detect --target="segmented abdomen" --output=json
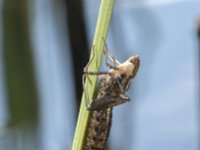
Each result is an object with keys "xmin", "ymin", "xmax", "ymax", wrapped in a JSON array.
[{"xmin": 84, "ymin": 108, "xmax": 112, "ymax": 150}]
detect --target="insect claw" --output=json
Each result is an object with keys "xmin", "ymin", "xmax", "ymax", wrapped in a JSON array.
[{"xmin": 83, "ymin": 41, "xmax": 140, "ymax": 149}]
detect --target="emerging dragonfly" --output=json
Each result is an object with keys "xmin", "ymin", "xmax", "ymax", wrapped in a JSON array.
[{"xmin": 83, "ymin": 42, "xmax": 140, "ymax": 150}]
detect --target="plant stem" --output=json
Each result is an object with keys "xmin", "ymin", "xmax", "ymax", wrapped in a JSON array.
[{"xmin": 71, "ymin": 0, "xmax": 115, "ymax": 149}]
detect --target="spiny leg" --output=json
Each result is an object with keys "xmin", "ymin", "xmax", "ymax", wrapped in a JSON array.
[
  {"xmin": 102, "ymin": 37, "xmax": 121, "ymax": 69},
  {"xmin": 125, "ymin": 81, "xmax": 131, "ymax": 92},
  {"xmin": 83, "ymin": 45, "xmax": 96, "ymax": 73},
  {"xmin": 102, "ymin": 38, "xmax": 130, "ymax": 107},
  {"xmin": 83, "ymin": 45, "xmax": 101, "ymax": 86},
  {"xmin": 83, "ymin": 71, "xmax": 112, "ymax": 110},
  {"xmin": 84, "ymin": 71, "xmax": 131, "ymax": 110},
  {"xmin": 101, "ymin": 38, "xmax": 126, "ymax": 94},
  {"xmin": 83, "ymin": 46, "xmax": 113, "ymax": 110},
  {"xmin": 83, "ymin": 46, "xmax": 96, "ymax": 109},
  {"xmin": 115, "ymin": 77, "xmax": 124, "ymax": 93},
  {"xmin": 104, "ymin": 42, "xmax": 120, "ymax": 66},
  {"xmin": 82, "ymin": 74, "xmax": 90, "ymax": 108}
]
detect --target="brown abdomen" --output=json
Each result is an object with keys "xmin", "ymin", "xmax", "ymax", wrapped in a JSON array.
[{"xmin": 84, "ymin": 108, "xmax": 112, "ymax": 150}]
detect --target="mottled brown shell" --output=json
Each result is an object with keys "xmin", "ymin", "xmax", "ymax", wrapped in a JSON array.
[
  {"xmin": 83, "ymin": 55, "xmax": 140, "ymax": 150},
  {"xmin": 84, "ymin": 108, "xmax": 112, "ymax": 150}
]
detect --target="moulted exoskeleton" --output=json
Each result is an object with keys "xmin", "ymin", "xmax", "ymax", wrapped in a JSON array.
[{"xmin": 83, "ymin": 43, "xmax": 140, "ymax": 150}]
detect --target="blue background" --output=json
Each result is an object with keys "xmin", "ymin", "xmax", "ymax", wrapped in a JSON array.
[{"xmin": 0, "ymin": 0, "xmax": 199, "ymax": 149}]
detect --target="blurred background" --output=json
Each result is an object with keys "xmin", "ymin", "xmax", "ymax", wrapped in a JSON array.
[{"xmin": 0, "ymin": 0, "xmax": 199, "ymax": 150}]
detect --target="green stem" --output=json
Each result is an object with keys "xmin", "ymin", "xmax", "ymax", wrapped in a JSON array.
[{"xmin": 71, "ymin": 0, "xmax": 115, "ymax": 149}]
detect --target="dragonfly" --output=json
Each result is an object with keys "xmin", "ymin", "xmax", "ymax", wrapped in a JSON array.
[{"xmin": 83, "ymin": 42, "xmax": 140, "ymax": 150}]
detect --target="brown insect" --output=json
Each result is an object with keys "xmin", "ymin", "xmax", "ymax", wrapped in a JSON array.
[{"xmin": 83, "ymin": 43, "xmax": 140, "ymax": 150}]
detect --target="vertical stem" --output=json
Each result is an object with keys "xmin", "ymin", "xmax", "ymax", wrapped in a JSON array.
[
  {"xmin": 71, "ymin": 0, "xmax": 115, "ymax": 149},
  {"xmin": 2, "ymin": 0, "xmax": 38, "ymax": 126}
]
